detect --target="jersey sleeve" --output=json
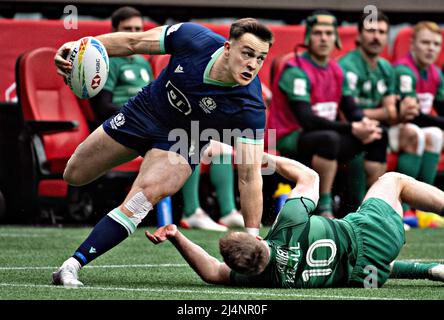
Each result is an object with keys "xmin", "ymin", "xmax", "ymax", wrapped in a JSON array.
[
  {"xmin": 161, "ymin": 22, "xmax": 214, "ymax": 55},
  {"xmin": 394, "ymin": 64, "xmax": 417, "ymax": 98},
  {"xmin": 103, "ymin": 57, "xmax": 120, "ymax": 92},
  {"xmin": 339, "ymin": 60, "xmax": 360, "ymax": 99},
  {"xmin": 278, "ymin": 67, "xmax": 311, "ymax": 103},
  {"xmin": 271, "ymin": 197, "xmax": 316, "ymax": 230},
  {"xmin": 436, "ymin": 68, "xmax": 444, "ymax": 102},
  {"xmin": 382, "ymin": 61, "xmax": 396, "ymax": 96}
]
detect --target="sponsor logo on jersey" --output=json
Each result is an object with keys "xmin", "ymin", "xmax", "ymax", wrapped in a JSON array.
[
  {"xmin": 377, "ymin": 79, "xmax": 387, "ymax": 94},
  {"xmin": 174, "ymin": 65, "xmax": 184, "ymax": 73},
  {"xmin": 363, "ymin": 80, "xmax": 371, "ymax": 92},
  {"xmin": 346, "ymin": 72, "xmax": 358, "ymax": 91},
  {"xmin": 110, "ymin": 112, "xmax": 126, "ymax": 129},
  {"xmin": 167, "ymin": 23, "xmax": 184, "ymax": 36},
  {"xmin": 166, "ymin": 80, "xmax": 192, "ymax": 115},
  {"xmin": 400, "ymin": 75, "xmax": 413, "ymax": 93},
  {"xmin": 293, "ymin": 78, "xmax": 307, "ymax": 96},
  {"xmin": 199, "ymin": 97, "xmax": 217, "ymax": 113}
]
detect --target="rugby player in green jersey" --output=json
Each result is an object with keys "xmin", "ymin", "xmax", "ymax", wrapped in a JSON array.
[
  {"xmin": 147, "ymin": 142, "xmax": 444, "ymax": 288},
  {"xmin": 339, "ymin": 9, "xmax": 423, "ymax": 211},
  {"xmin": 393, "ymin": 21, "xmax": 444, "ymax": 190}
]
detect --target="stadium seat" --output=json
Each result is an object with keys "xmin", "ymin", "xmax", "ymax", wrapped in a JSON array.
[
  {"xmin": 16, "ymin": 47, "xmax": 142, "ymax": 222},
  {"xmin": 150, "ymin": 54, "xmax": 171, "ymax": 78}
]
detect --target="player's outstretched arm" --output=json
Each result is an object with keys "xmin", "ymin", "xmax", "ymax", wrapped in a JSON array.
[
  {"xmin": 54, "ymin": 26, "xmax": 164, "ymax": 78},
  {"xmin": 95, "ymin": 26, "xmax": 164, "ymax": 57},
  {"xmin": 145, "ymin": 225, "xmax": 231, "ymax": 285},
  {"xmin": 262, "ymin": 153, "xmax": 319, "ymax": 204}
]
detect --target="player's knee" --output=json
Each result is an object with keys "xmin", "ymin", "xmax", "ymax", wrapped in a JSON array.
[
  {"xmin": 379, "ymin": 171, "xmax": 414, "ymax": 183},
  {"xmin": 316, "ymin": 131, "xmax": 341, "ymax": 159},
  {"xmin": 424, "ymin": 127, "xmax": 443, "ymax": 153},
  {"xmin": 401, "ymin": 124, "xmax": 425, "ymax": 155},
  {"xmin": 63, "ymin": 161, "xmax": 88, "ymax": 186}
]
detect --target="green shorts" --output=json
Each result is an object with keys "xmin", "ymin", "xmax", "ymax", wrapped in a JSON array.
[{"xmin": 343, "ymin": 197, "xmax": 405, "ymax": 288}]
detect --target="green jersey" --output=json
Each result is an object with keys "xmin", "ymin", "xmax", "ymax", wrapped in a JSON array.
[
  {"xmin": 103, "ymin": 55, "xmax": 154, "ymax": 107},
  {"xmin": 339, "ymin": 49, "xmax": 395, "ymax": 109},
  {"xmin": 231, "ymin": 197, "xmax": 356, "ymax": 288},
  {"xmin": 393, "ymin": 54, "xmax": 444, "ymax": 115}
]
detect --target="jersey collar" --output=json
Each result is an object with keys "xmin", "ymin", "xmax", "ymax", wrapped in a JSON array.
[{"xmin": 203, "ymin": 46, "xmax": 239, "ymax": 87}]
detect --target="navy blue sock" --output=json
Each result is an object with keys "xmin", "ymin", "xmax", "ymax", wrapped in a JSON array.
[{"xmin": 72, "ymin": 208, "xmax": 135, "ymax": 266}]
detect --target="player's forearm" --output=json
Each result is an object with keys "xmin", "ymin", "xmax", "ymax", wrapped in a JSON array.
[
  {"xmin": 96, "ymin": 27, "xmax": 163, "ymax": 57},
  {"xmin": 238, "ymin": 166, "xmax": 263, "ymax": 228},
  {"xmin": 169, "ymin": 231, "xmax": 224, "ymax": 284},
  {"xmin": 263, "ymin": 153, "xmax": 318, "ymax": 185},
  {"xmin": 363, "ymin": 107, "xmax": 390, "ymax": 122}
]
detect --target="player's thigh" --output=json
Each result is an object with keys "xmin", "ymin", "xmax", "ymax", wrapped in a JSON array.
[
  {"xmin": 67, "ymin": 126, "xmax": 139, "ymax": 178},
  {"xmin": 126, "ymin": 148, "xmax": 192, "ymax": 204},
  {"xmin": 363, "ymin": 172, "xmax": 403, "ymax": 217}
]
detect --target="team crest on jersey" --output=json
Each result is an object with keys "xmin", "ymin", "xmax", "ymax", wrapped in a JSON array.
[
  {"xmin": 110, "ymin": 112, "xmax": 125, "ymax": 129},
  {"xmin": 377, "ymin": 80, "xmax": 387, "ymax": 94},
  {"xmin": 199, "ymin": 97, "xmax": 217, "ymax": 114}
]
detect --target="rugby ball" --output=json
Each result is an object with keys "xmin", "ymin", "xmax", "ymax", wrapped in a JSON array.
[{"xmin": 67, "ymin": 36, "xmax": 109, "ymax": 99}]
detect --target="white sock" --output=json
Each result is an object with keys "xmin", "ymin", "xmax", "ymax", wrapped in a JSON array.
[{"xmin": 245, "ymin": 227, "xmax": 259, "ymax": 236}]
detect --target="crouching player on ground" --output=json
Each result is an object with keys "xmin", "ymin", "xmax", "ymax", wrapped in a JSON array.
[{"xmin": 146, "ymin": 146, "xmax": 444, "ymax": 288}]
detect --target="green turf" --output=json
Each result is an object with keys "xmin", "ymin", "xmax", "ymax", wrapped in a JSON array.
[{"xmin": 0, "ymin": 225, "xmax": 443, "ymax": 300}]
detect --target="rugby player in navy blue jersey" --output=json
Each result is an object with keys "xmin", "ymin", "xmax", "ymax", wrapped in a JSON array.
[{"xmin": 53, "ymin": 18, "xmax": 273, "ymax": 287}]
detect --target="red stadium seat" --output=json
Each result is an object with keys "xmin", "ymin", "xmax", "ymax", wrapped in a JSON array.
[
  {"xmin": 392, "ymin": 27, "xmax": 444, "ymax": 67},
  {"xmin": 16, "ymin": 47, "xmax": 142, "ymax": 221},
  {"xmin": 150, "ymin": 54, "xmax": 171, "ymax": 78},
  {"xmin": 17, "ymin": 47, "xmax": 90, "ymax": 198}
]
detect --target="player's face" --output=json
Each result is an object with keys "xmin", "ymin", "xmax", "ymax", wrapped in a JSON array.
[
  {"xmin": 412, "ymin": 28, "xmax": 442, "ymax": 68},
  {"xmin": 116, "ymin": 16, "xmax": 143, "ymax": 32},
  {"xmin": 226, "ymin": 33, "xmax": 270, "ymax": 86},
  {"xmin": 359, "ymin": 21, "xmax": 388, "ymax": 57},
  {"xmin": 308, "ymin": 25, "xmax": 336, "ymax": 59}
]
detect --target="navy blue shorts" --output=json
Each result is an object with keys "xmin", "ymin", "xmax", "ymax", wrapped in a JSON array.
[{"xmin": 102, "ymin": 101, "xmax": 202, "ymax": 170}]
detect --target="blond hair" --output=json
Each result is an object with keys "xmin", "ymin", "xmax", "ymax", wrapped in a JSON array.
[
  {"xmin": 413, "ymin": 21, "xmax": 441, "ymax": 39},
  {"xmin": 219, "ymin": 232, "xmax": 269, "ymax": 275}
]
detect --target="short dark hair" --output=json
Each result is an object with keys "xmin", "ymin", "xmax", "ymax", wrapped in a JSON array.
[
  {"xmin": 358, "ymin": 9, "xmax": 390, "ymax": 33},
  {"xmin": 111, "ymin": 6, "xmax": 142, "ymax": 30},
  {"xmin": 229, "ymin": 18, "xmax": 273, "ymax": 47}
]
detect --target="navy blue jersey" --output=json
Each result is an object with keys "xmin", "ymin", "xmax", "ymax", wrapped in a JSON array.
[
  {"xmin": 141, "ymin": 23, "xmax": 265, "ymax": 140},
  {"xmin": 103, "ymin": 23, "xmax": 266, "ymax": 165}
]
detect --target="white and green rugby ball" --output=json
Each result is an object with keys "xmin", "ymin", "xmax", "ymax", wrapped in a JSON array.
[{"xmin": 67, "ymin": 36, "xmax": 109, "ymax": 99}]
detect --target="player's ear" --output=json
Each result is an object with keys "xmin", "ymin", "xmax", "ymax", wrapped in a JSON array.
[{"xmin": 224, "ymin": 41, "xmax": 231, "ymax": 55}]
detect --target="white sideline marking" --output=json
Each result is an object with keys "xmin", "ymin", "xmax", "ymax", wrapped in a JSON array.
[
  {"xmin": 1, "ymin": 259, "xmax": 442, "ymax": 271},
  {"xmin": 0, "ymin": 283, "xmax": 402, "ymax": 300},
  {"xmin": 0, "ymin": 264, "xmax": 187, "ymax": 270}
]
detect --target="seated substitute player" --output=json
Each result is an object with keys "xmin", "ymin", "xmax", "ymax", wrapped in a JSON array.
[
  {"xmin": 393, "ymin": 21, "xmax": 444, "ymax": 190},
  {"xmin": 52, "ymin": 18, "xmax": 273, "ymax": 287},
  {"xmin": 147, "ymin": 148, "xmax": 444, "ymax": 288},
  {"xmin": 267, "ymin": 11, "xmax": 382, "ymax": 218},
  {"xmin": 90, "ymin": 6, "xmax": 154, "ymax": 123},
  {"xmin": 339, "ymin": 10, "xmax": 396, "ymax": 207}
]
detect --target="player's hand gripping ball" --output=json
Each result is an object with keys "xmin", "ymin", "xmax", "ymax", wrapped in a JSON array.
[{"xmin": 67, "ymin": 37, "xmax": 109, "ymax": 99}]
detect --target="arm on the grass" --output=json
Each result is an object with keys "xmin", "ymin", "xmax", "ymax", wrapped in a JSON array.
[{"xmin": 145, "ymin": 225, "xmax": 232, "ymax": 285}]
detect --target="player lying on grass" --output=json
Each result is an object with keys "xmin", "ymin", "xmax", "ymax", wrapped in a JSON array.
[{"xmin": 146, "ymin": 150, "xmax": 444, "ymax": 288}]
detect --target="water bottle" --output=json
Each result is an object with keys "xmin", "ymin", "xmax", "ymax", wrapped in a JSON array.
[
  {"xmin": 156, "ymin": 196, "xmax": 173, "ymax": 227},
  {"xmin": 273, "ymin": 183, "xmax": 292, "ymax": 215}
]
